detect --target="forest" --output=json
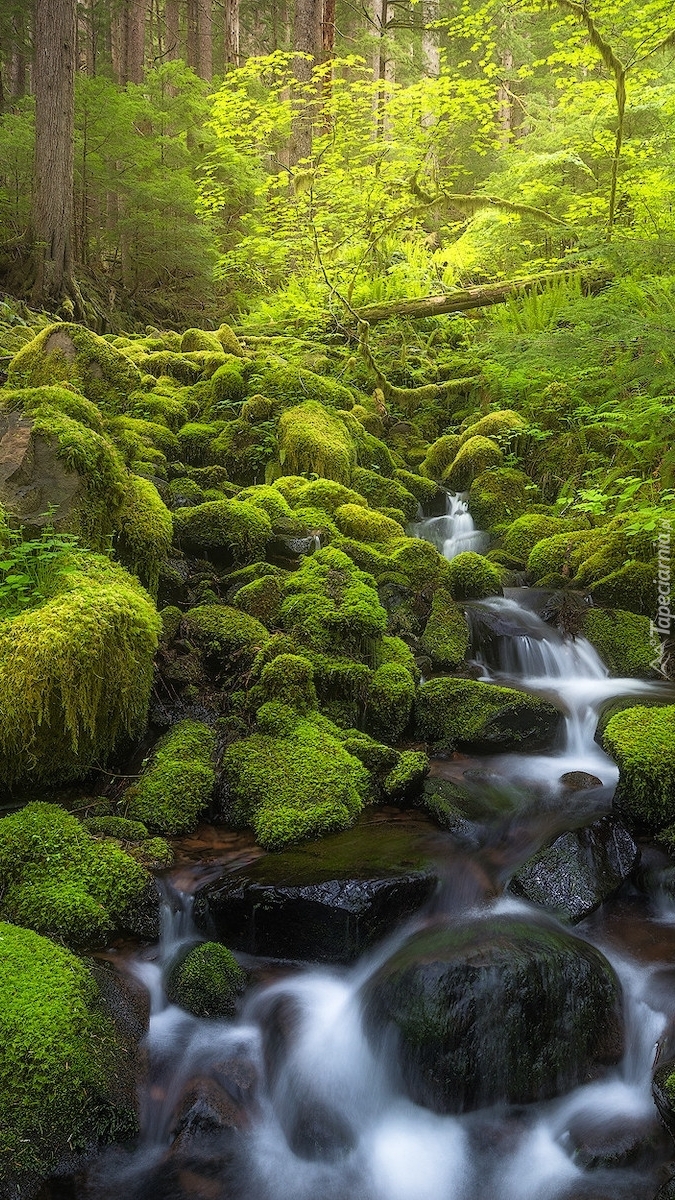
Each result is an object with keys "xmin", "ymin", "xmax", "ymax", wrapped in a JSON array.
[{"xmin": 0, "ymin": 2, "xmax": 675, "ymax": 1199}]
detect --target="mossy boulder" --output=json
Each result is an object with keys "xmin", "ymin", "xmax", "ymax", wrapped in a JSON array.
[
  {"xmin": 420, "ymin": 587, "xmax": 470, "ymax": 668},
  {"xmin": 0, "ymin": 922, "xmax": 137, "ymax": 1187},
  {"xmin": 222, "ymin": 706, "xmax": 370, "ymax": 850},
  {"xmin": 0, "ymin": 803, "xmax": 152, "ymax": 946},
  {"xmin": 351, "ymin": 468, "xmax": 418, "ymax": 521},
  {"xmin": 603, "ymin": 705, "xmax": 675, "ymax": 831},
  {"xmin": 181, "ymin": 328, "xmax": 223, "ymax": 354},
  {"xmin": 176, "ymin": 421, "xmax": 221, "ymax": 465},
  {"xmin": 590, "ymin": 561, "xmax": 658, "ymax": 616},
  {"xmin": 289, "ymin": 478, "xmax": 367, "ymax": 514},
  {"xmin": 173, "ymin": 497, "xmax": 272, "ymax": 563},
  {"xmin": 1, "ymin": 383, "xmax": 105, "ymax": 432},
  {"xmin": 415, "ymin": 677, "xmax": 559, "ymax": 752},
  {"xmin": 362, "ymin": 916, "xmax": 623, "ymax": 1112},
  {"xmin": 420, "ymin": 434, "xmax": 462, "ymax": 480},
  {"xmin": 256, "ymin": 653, "xmax": 318, "ymax": 712},
  {"xmin": 233, "ymin": 573, "xmax": 284, "ymax": 626},
  {"xmin": 281, "ymin": 546, "xmax": 387, "ymax": 655},
  {"xmin": 7, "ymin": 322, "xmax": 142, "ymax": 412},
  {"xmin": 443, "ymin": 436, "xmax": 503, "ymax": 491},
  {"xmin": 365, "ymin": 663, "xmax": 416, "ymax": 742},
  {"xmin": 216, "ymin": 324, "xmax": 245, "ymax": 357},
  {"xmin": 0, "ymin": 553, "xmax": 160, "ymax": 787},
  {"xmin": 166, "ymin": 941, "xmax": 246, "ymax": 1018},
  {"xmin": 393, "ymin": 468, "xmax": 439, "ymax": 506},
  {"xmin": 582, "ymin": 607, "xmax": 656, "ymax": 678},
  {"xmin": 445, "ymin": 550, "xmax": 503, "ymax": 600},
  {"xmin": 468, "ymin": 467, "xmax": 532, "ymax": 530},
  {"xmin": 458, "ymin": 409, "xmax": 526, "ymax": 447},
  {"xmin": 115, "ymin": 475, "xmax": 172, "ymax": 595},
  {"xmin": 184, "ymin": 604, "xmax": 269, "ymax": 668},
  {"xmin": 334, "ymin": 503, "xmax": 404, "ymax": 543},
  {"xmin": 125, "ymin": 720, "xmax": 216, "ymax": 835},
  {"xmin": 277, "ymin": 401, "xmax": 356, "ymax": 484},
  {"xmin": 249, "ymin": 364, "xmax": 354, "ymax": 412},
  {"xmin": 210, "ymin": 417, "xmax": 275, "ymax": 484}
]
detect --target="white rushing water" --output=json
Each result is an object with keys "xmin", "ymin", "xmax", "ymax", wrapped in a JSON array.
[{"xmin": 410, "ymin": 491, "xmax": 489, "ymax": 560}]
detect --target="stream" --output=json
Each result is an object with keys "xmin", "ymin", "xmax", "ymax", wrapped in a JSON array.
[{"xmin": 81, "ymin": 494, "xmax": 675, "ymax": 1200}]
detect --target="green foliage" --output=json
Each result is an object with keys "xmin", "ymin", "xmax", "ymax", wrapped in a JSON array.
[
  {"xmin": 0, "ymin": 921, "xmax": 135, "ymax": 1182},
  {"xmin": 0, "ymin": 802, "xmax": 150, "ymax": 946},
  {"xmin": 125, "ymin": 721, "xmax": 216, "ymax": 835},
  {"xmin": 166, "ymin": 942, "xmax": 246, "ymax": 1018},
  {"xmin": 0, "ymin": 518, "xmax": 80, "ymax": 618}
]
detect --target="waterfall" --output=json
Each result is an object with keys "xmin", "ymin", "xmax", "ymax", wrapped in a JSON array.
[{"xmin": 410, "ymin": 491, "xmax": 489, "ymax": 560}]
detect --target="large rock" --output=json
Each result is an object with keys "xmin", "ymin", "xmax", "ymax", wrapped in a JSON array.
[
  {"xmin": 362, "ymin": 915, "xmax": 623, "ymax": 1113},
  {"xmin": 195, "ymin": 819, "xmax": 438, "ymax": 963},
  {"xmin": 415, "ymin": 676, "xmax": 560, "ymax": 753},
  {"xmin": 508, "ymin": 815, "xmax": 639, "ymax": 922}
]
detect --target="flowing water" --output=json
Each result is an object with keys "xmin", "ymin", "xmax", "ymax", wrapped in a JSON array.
[{"xmin": 81, "ymin": 494, "xmax": 675, "ymax": 1200}]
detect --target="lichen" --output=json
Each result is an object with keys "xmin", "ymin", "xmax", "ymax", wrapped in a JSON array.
[{"xmin": 125, "ymin": 720, "xmax": 217, "ymax": 835}]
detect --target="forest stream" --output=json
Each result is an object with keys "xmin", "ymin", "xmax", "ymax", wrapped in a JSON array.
[{"xmin": 67, "ymin": 496, "xmax": 675, "ymax": 1200}]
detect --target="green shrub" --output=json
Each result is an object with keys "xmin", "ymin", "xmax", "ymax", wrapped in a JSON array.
[{"xmin": 125, "ymin": 720, "xmax": 216, "ymax": 835}]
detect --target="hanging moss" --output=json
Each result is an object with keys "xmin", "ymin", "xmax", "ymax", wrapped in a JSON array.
[
  {"xmin": 445, "ymin": 551, "xmax": 503, "ymax": 601},
  {"xmin": 0, "ymin": 554, "xmax": 160, "ymax": 787},
  {"xmin": 222, "ymin": 707, "xmax": 369, "ymax": 850},
  {"xmin": 351, "ymin": 468, "xmax": 419, "ymax": 521},
  {"xmin": 115, "ymin": 475, "xmax": 173, "ymax": 596},
  {"xmin": 183, "ymin": 604, "xmax": 269, "ymax": 667},
  {"xmin": 583, "ymin": 608, "xmax": 656, "ymax": 678},
  {"xmin": 415, "ymin": 677, "xmax": 559, "ymax": 753},
  {"xmin": 0, "ymin": 921, "xmax": 137, "ymax": 1185},
  {"xmin": 443, "ymin": 436, "xmax": 503, "ymax": 492},
  {"xmin": 166, "ymin": 941, "xmax": 246, "ymax": 1018},
  {"xmin": 334, "ymin": 503, "xmax": 404, "ymax": 543},
  {"xmin": 365, "ymin": 663, "xmax": 416, "ymax": 742},
  {"xmin": 420, "ymin": 434, "xmax": 462, "ymax": 480},
  {"xmin": 7, "ymin": 323, "xmax": 142, "ymax": 413},
  {"xmin": 420, "ymin": 587, "xmax": 470, "ymax": 668},
  {"xmin": 603, "ymin": 705, "xmax": 675, "ymax": 830},
  {"xmin": 1, "ymin": 384, "xmax": 104, "ymax": 432},
  {"xmin": 125, "ymin": 720, "xmax": 216, "ymax": 835},
  {"xmin": 0, "ymin": 803, "xmax": 151, "ymax": 947},
  {"xmin": 173, "ymin": 498, "xmax": 272, "ymax": 563},
  {"xmin": 277, "ymin": 401, "xmax": 357, "ymax": 484}
]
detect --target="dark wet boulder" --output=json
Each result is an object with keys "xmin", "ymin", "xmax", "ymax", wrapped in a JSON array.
[
  {"xmin": 195, "ymin": 820, "xmax": 437, "ymax": 963},
  {"xmin": 508, "ymin": 815, "xmax": 638, "ymax": 923},
  {"xmin": 562, "ymin": 1107, "xmax": 656, "ymax": 1168},
  {"xmin": 653, "ymin": 1061, "xmax": 675, "ymax": 1139},
  {"xmin": 655, "ymin": 1178, "xmax": 675, "ymax": 1200},
  {"xmin": 560, "ymin": 771, "xmax": 603, "ymax": 790},
  {"xmin": 362, "ymin": 915, "xmax": 623, "ymax": 1113},
  {"xmin": 415, "ymin": 677, "xmax": 560, "ymax": 754}
]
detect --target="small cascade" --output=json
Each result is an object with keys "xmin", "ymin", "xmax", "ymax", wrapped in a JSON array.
[{"xmin": 410, "ymin": 491, "xmax": 489, "ymax": 560}]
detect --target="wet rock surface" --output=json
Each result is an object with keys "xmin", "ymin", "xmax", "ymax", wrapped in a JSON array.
[
  {"xmin": 362, "ymin": 914, "xmax": 623, "ymax": 1113},
  {"xmin": 195, "ymin": 818, "xmax": 439, "ymax": 963},
  {"xmin": 508, "ymin": 814, "xmax": 639, "ymax": 922}
]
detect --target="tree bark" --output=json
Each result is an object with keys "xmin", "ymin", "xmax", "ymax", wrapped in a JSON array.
[
  {"xmin": 186, "ymin": 0, "xmax": 198, "ymax": 70},
  {"xmin": 224, "ymin": 0, "xmax": 239, "ymax": 65},
  {"xmin": 196, "ymin": 0, "xmax": 212, "ymax": 79},
  {"xmin": 125, "ymin": 0, "xmax": 146, "ymax": 83},
  {"xmin": 32, "ymin": 0, "xmax": 77, "ymax": 307},
  {"xmin": 355, "ymin": 269, "xmax": 611, "ymax": 324},
  {"xmin": 165, "ymin": 0, "xmax": 180, "ymax": 60},
  {"xmin": 291, "ymin": 0, "xmax": 319, "ymax": 161}
]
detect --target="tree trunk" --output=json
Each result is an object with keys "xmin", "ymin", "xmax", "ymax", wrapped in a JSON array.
[
  {"xmin": 196, "ymin": 0, "xmax": 212, "ymax": 79},
  {"xmin": 165, "ymin": 0, "xmax": 180, "ymax": 60},
  {"xmin": 422, "ymin": 0, "xmax": 440, "ymax": 80},
  {"xmin": 125, "ymin": 0, "xmax": 146, "ymax": 83},
  {"xmin": 355, "ymin": 269, "xmax": 611, "ymax": 324},
  {"xmin": 224, "ymin": 0, "xmax": 239, "ymax": 65},
  {"xmin": 186, "ymin": 0, "xmax": 198, "ymax": 70},
  {"xmin": 291, "ymin": 0, "xmax": 319, "ymax": 162},
  {"xmin": 32, "ymin": 0, "xmax": 77, "ymax": 307},
  {"xmin": 497, "ymin": 49, "xmax": 514, "ymax": 145}
]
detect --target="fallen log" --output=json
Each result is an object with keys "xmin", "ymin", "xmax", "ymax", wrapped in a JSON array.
[{"xmin": 355, "ymin": 268, "xmax": 612, "ymax": 325}]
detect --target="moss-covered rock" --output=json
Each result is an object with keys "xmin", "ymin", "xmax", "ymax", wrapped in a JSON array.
[
  {"xmin": 590, "ymin": 561, "xmax": 658, "ymax": 616},
  {"xmin": 351, "ymin": 468, "xmax": 419, "ymax": 521},
  {"xmin": 7, "ymin": 323, "xmax": 142, "ymax": 412},
  {"xmin": 583, "ymin": 607, "xmax": 656, "ymax": 678},
  {"xmin": 1, "ymin": 383, "xmax": 104, "ymax": 432},
  {"xmin": 210, "ymin": 358, "xmax": 247, "ymax": 406},
  {"xmin": 83, "ymin": 815, "xmax": 149, "ymax": 841},
  {"xmin": 445, "ymin": 550, "xmax": 503, "ymax": 600},
  {"xmin": 176, "ymin": 420, "xmax": 221, "ymax": 466},
  {"xmin": 458, "ymin": 409, "xmax": 526, "ymax": 447},
  {"xmin": 0, "ymin": 803, "xmax": 151, "ymax": 946},
  {"xmin": 125, "ymin": 720, "xmax": 216, "ymax": 835},
  {"xmin": 236, "ymin": 483, "xmax": 293, "ymax": 523},
  {"xmin": 277, "ymin": 401, "xmax": 356, "ymax": 484},
  {"xmin": 334, "ymin": 503, "xmax": 404, "ymax": 543},
  {"xmin": 222, "ymin": 706, "xmax": 370, "ymax": 850},
  {"xmin": 183, "ymin": 604, "xmax": 269, "ymax": 667},
  {"xmin": 0, "ymin": 921, "xmax": 137, "ymax": 1186},
  {"xmin": 281, "ymin": 546, "xmax": 387, "ymax": 655},
  {"xmin": 115, "ymin": 475, "xmax": 172, "ymax": 596},
  {"xmin": 292, "ymin": 478, "xmax": 367, "ymax": 514},
  {"xmin": 388, "ymin": 537, "xmax": 449, "ymax": 591},
  {"xmin": 420, "ymin": 587, "xmax": 470, "ymax": 668},
  {"xmin": 173, "ymin": 497, "xmax": 271, "ymax": 563},
  {"xmin": 393, "ymin": 468, "xmax": 439, "ymax": 506},
  {"xmin": 210, "ymin": 417, "xmax": 275, "ymax": 484},
  {"xmin": 256, "ymin": 653, "xmax": 317, "ymax": 712},
  {"xmin": 503, "ymin": 514, "xmax": 590, "ymax": 566},
  {"xmin": 233, "ymin": 573, "xmax": 284, "ymax": 625},
  {"xmin": 603, "ymin": 705, "xmax": 675, "ymax": 831},
  {"xmin": 365, "ymin": 663, "xmax": 416, "ymax": 742},
  {"xmin": 468, "ymin": 467, "xmax": 532, "ymax": 530},
  {"xmin": 420, "ymin": 434, "xmax": 462, "ymax": 480},
  {"xmin": 249, "ymin": 364, "xmax": 354, "ymax": 411},
  {"xmin": 415, "ymin": 677, "xmax": 559, "ymax": 752},
  {"xmin": 166, "ymin": 941, "xmax": 246, "ymax": 1018},
  {"xmin": 181, "ymin": 328, "xmax": 223, "ymax": 354},
  {"xmin": 0, "ymin": 553, "xmax": 160, "ymax": 787},
  {"xmin": 444, "ymin": 436, "xmax": 503, "ymax": 491},
  {"xmin": 140, "ymin": 350, "xmax": 203, "ymax": 385},
  {"xmin": 216, "ymin": 324, "xmax": 245, "ymax": 357}
]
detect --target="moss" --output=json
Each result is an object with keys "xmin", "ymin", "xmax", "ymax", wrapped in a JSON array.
[
  {"xmin": 115, "ymin": 475, "xmax": 173, "ymax": 596},
  {"xmin": 0, "ymin": 921, "xmax": 136, "ymax": 1183},
  {"xmin": 166, "ymin": 941, "xmax": 246, "ymax": 1018},
  {"xmin": 353, "ymin": 426, "xmax": 395, "ymax": 476},
  {"xmin": 582, "ymin": 607, "xmax": 656, "ymax": 678},
  {"xmin": 142, "ymin": 351, "xmax": 203, "ymax": 385},
  {"xmin": 277, "ymin": 400, "xmax": 356, "ymax": 484},
  {"xmin": 173, "ymin": 497, "xmax": 272, "ymax": 563},
  {"xmin": 351, "ymin": 403, "xmax": 384, "ymax": 436},
  {"xmin": 294, "ymin": 478, "xmax": 367, "ymax": 514},
  {"xmin": 591, "ymin": 561, "xmax": 658, "ymax": 616},
  {"xmin": 210, "ymin": 359, "xmax": 247, "ymax": 407},
  {"xmin": 233, "ymin": 574, "xmax": 284, "ymax": 625},
  {"xmin": 108, "ymin": 415, "xmax": 179, "ymax": 460},
  {"xmin": 181, "ymin": 328, "xmax": 223, "ymax": 354},
  {"xmin": 443, "ymin": 435, "xmax": 503, "ymax": 492},
  {"xmin": 383, "ymin": 749, "xmax": 429, "ymax": 800},
  {"xmin": 257, "ymin": 653, "xmax": 317, "ymax": 712},
  {"xmin": 365, "ymin": 663, "xmax": 416, "ymax": 742},
  {"xmin": 526, "ymin": 528, "xmax": 600, "ymax": 580},
  {"xmin": 250, "ymin": 363, "xmax": 355, "ymax": 411},
  {"xmin": 0, "ymin": 553, "xmax": 160, "ymax": 787},
  {"xmin": 374, "ymin": 634, "xmax": 417, "ymax": 676},
  {"xmin": 603, "ymin": 705, "xmax": 675, "ymax": 830},
  {"xmin": 216, "ymin": 324, "xmax": 245, "ymax": 356},
  {"xmin": 176, "ymin": 421, "xmax": 222, "ymax": 466},
  {"xmin": 388, "ymin": 537, "xmax": 448, "ymax": 590},
  {"xmin": 420, "ymin": 434, "xmax": 462, "ymax": 480},
  {"xmin": 184, "ymin": 604, "xmax": 269, "ymax": 666},
  {"xmin": 125, "ymin": 389, "xmax": 189, "ymax": 431},
  {"xmin": 83, "ymin": 816, "xmax": 149, "ymax": 841},
  {"xmin": 125, "ymin": 720, "xmax": 216, "ymax": 835},
  {"xmin": 420, "ymin": 587, "xmax": 470, "ymax": 668},
  {"xmin": 334, "ymin": 502, "xmax": 404, "ymax": 543},
  {"xmin": 211, "ymin": 417, "xmax": 275, "ymax": 484},
  {"xmin": 8, "ymin": 322, "xmax": 142, "ymax": 413},
  {"xmin": 415, "ymin": 677, "xmax": 558, "ymax": 753},
  {"xmin": 242, "ymin": 394, "xmax": 273, "ymax": 423},
  {"xmin": 332, "ymin": 534, "xmax": 390, "ymax": 576},
  {"xmin": 468, "ymin": 467, "xmax": 532, "ymax": 530},
  {"xmin": 393, "ymin": 468, "xmax": 438, "ymax": 506},
  {"xmin": 351, "ymin": 468, "xmax": 419, "ymax": 521},
  {"xmin": 0, "ymin": 802, "xmax": 150, "ymax": 946},
  {"xmin": 168, "ymin": 476, "xmax": 205, "ymax": 507},
  {"xmin": 129, "ymin": 837, "xmax": 174, "ymax": 869},
  {"xmin": 458, "ymin": 409, "xmax": 526, "ymax": 447},
  {"xmin": 222, "ymin": 709, "xmax": 369, "ymax": 850},
  {"xmin": 281, "ymin": 546, "xmax": 387, "ymax": 654},
  {"xmin": 236, "ymin": 483, "xmax": 293, "ymax": 523},
  {"xmin": 445, "ymin": 551, "xmax": 503, "ymax": 601},
  {"xmin": 1, "ymin": 383, "xmax": 104, "ymax": 432}
]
